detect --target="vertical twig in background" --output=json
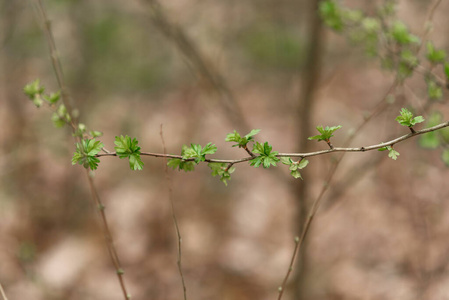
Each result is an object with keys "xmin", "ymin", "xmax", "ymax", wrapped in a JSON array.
[
  {"xmin": 0, "ymin": 283, "xmax": 8, "ymax": 300},
  {"xmin": 292, "ymin": 0, "xmax": 325, "ymax": 298},
  {"xmin": 144, "ymin": 0, "xmax": 250, "ymax": 133},
  {"xmin": 160, "ymin": 124, "xmax": 188, "ymax": 300},
  {"xmin": 276, "ymin": 237, "xmax": 299, "ymax": 300},
  {"xmin": 31, "ymin": 1, "xmax": 130, "ymax": 299}
]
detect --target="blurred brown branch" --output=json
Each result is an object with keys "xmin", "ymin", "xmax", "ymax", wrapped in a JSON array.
[{"xmin": 144, "ymin": 0, "xmax": 250, "ymax": 132}]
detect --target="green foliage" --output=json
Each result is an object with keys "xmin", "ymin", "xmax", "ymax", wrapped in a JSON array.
[
  {"xmin": 308, "ymin": 125, "xmax": 342, "ymax": 142},
  {"xmin": 24, "ymin": 79, "xmax": 62, "ymax": 108},
  {"xmin": 281, "ymin": 157, "xmax": 309, "ymax": 179},
  {"xmin": 23, "ymin": 79, "xmax": 45, "ymax": 99},
  {"xmin": 388, "ymin": 21, "xmax": 420, "ymax": 45},
  {"xmin": 167, "ymin": 158, "xmax": 195, "ymax": 172},
  {"xmin": 319, "ymin": 0, "xmax": 344, "ymax": 32},
  {"xmin": 378, "ymin": 145, "xmax": 400, "ymax": 160},
  {"xmin": 250, "ymin": 142, "xmax": 279, "ymax": 168},
  {"xmin": 24, "ymin": 79, "xmax": 45, "ymax": 107},
  {"xmin": 225, "ymin": 129, "xmax": 260, "ymax": 148},
  {"xmin": 395, "ymin": 108, "xmax": 424, "ymax": 127},
  {"xmin": 73, "ymin": 123, "xmax": 87, "ymax": 137},
  {"xmin": 43, "ymin": 91, "xmax": 61, "ymax": 104},
  {"xmin": 167, "ymin": 145, "xmax": 198, "ymax": 172},
  {"xmin": 72, "ymin": 138, "xmax": 104, "ymax": 170},
  {"xmin": 427, "ymin": 79, "xmax": 443, "ymax": 100},
  {"xmin": 419, "ymin": 112, "xmax": 445, "ymax": 149},
  {"xmin": 114, "ymin": 135, "xmax": 144, "ymax": 170},
  {"xmin": 397, "ymin": 50, "xmax": 419, "ymax": 80},
  {"xmin": 90, "ymin": 130, "xmax": 103, "ymax": 138},
  {"xmin": 426, "ymin": 42, "xmax": 446, "ymax": 64},
  {"xmin": 182, "ymin": 143, "xmax": 217, "ymax": 164},
  {"xmin": 51, "ymin": 104, "xmax": 71, "ymax": 128},
  {"xmin": 208, "ymin": 163, "xmax": 235, "ymax": 186}
]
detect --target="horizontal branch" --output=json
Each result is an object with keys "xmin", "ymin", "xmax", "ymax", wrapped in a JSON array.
[{"xmin": 96, "ymin": 121, "xmax": 449, "ymax": 164}]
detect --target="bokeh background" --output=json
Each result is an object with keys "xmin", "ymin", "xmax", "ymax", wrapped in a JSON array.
[{"xmin": 2, "ymin": 0, "xmax": 449, "ymax": 299}]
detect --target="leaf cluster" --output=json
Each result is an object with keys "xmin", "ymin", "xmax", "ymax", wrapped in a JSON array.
[
  {"xmin": 208, "ymin": 163, "xmax": 235, "ymax": 186},
  {"xmin": 72, "ymin": 138, "xmax": 104, "ymax": 170},
  {"xmin": 395, "ymin": 108, "xmax": 424, "ymax": 128},
  {"xmin": 250, "ymin": 142, "xmax": 280, "ymax": 168},
  {"xmin": 281, "ymin": 157, "xmax": 309, "ymax": 179},
  {"xmin": 308, "ymin": 125, "xmax": 342, "ymax": 142},
  {"xmin": 225, "ymin": 129, "xmax": 260, "ymax": 148},
  {"xmin": 168, "ymin": 143, "xmax": 217, "ymax": 172},
  {"xmin": 114, "ymin": 135, "xmax": 144, "ymax": 170}
]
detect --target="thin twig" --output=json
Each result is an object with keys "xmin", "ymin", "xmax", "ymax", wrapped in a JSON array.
[
  {"xmin": 160, "ymin": 124, "xmax": 187, "ymax": 300},
  {"xmin": 31, "ymin": 1, "xmax": 130, "ymax": 299},
  {"xmin": 96, "ymin": 120, "xmax": 449, "ymax": 163},
  {"xmin": 417, "ymin": 0, "xmax": 443, "ymax": 54},
  {"xmin": 277, "ymin": 237, "xmax": 299, "ymax": 299},
  {"xmin": 33, "ymin": 0, "xmax": 76, "ymax": 131},
  {"xmin": 0, "ymin": 283, "xmax": 8, "ymax": 300},
  {"xmin": 86, "ymin": 172, "xmax": 130, "ymax": 300}
]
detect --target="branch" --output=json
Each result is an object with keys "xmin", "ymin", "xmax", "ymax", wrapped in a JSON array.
[
  {"xmin": 31, "ymin": 1, "xmax": 130, "ymax": 299},
  {"xmin": 96, "ymin": 121, "xmax": 449, "ymax": 164},
  {"xmin": 160, "ymin": 125, "xmax": 187, "ymax": 300}
]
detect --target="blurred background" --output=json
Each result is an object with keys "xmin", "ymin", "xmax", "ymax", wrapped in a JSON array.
[{"xmin": 1, "ymin": 0, "xmax": 449, "ymax": 299}]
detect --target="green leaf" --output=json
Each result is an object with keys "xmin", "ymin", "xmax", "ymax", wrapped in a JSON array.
[
  {"xmin": 32, "ymin": 95, "xmax": 44, "ymax": 108},
  {"xmin": 395, "ymin": 108, "xmax": 424, "ymax": 127},
  {"xmin": 43, "ymin": 91, "xmax": 61, "ymax": 104},
  {"xmin": 281, "ymin": 157, "xmax": 293, "ymax": 165},
  {"xmin": 182, "ymin": 143, "xmax": 217, "ymax": 163},
  {"xmin": 426, "ymin": 42, "xmax": 446, "ymax": 64},
  {"xmin": 72, "ymin": 123, "xmax": 87, "ymax": 137},
  {"xmin": 90, "ymin": 130, "xmax": 103, "ymax": 138},
  {"xmin": 114, "ymin": 135, "xmax": 144, "ymax": 170},
  {"xmin": 308, "ymin": 125, "xmax": 342, "ymax": 142},
  {"xmin": 319, "ymin": 0, "xmax": 344, "ymax": 31},
  {"xmin": 51, "ymin": 112, "xmax": 66, "ymax": 128},
  {"xmin": 389, "ymin": 21, "xmax": 420, "ymax": 45},
  {"xmin": 419, "ymin": 112, "xmax": 449, "ymax": 148},
  {"xmin": 298, "ymin": 159, "xmax": 309, "ymax": 169},
  {"xmin": 72, "ymin": 138, "xmax": 104, "ymax": 170},
  {"xmin": 23, "ymin": 79, "xmax": 45, "ymax": 99},
  {"xmin": 388, "ymin": 148, "xmax": 400, "ymax": 160},
  {"xmin": 281, "ymin": 157, "xmax": 309, "ymax": 179},
  {"xmin": 419, "ymin": 132, "xmax": 440, "ymax": 149},
  {"xmin": 167, "ymin": 158, "xmax": 195, "ymax": 172},
  {"xmin": 208, "ymin": 163, "xmax": 235, "ymax": 186},
  {"xmin": 225, "ymin": 129, "xmax": 260, "ymax": 148},
  {"xmin": 290, "ymin": 169, "xmax": 302, "ymax": 179},
  {"xmin": 250, "ymin": 142, "xmax": 280, "ymax": 168},
  {"xmin": 129, "ymin": 153, "xmax": 144, "ymax": 171},
  {"xmin": 378, "ymin": 145, "xmax": 399, "ymax": 160},
  {"xmin": 397, "ymin": 50, "xmax": 419, "ymax": 80}
]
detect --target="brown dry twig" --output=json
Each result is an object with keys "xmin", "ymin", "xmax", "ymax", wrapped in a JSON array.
[
  {"xmin": 160, "ymin": 125, "xmax": 188, "ymax": 300},
  {"xmin": 31, "ymin": 1, "xmax": 130, "ymax": 299}
]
